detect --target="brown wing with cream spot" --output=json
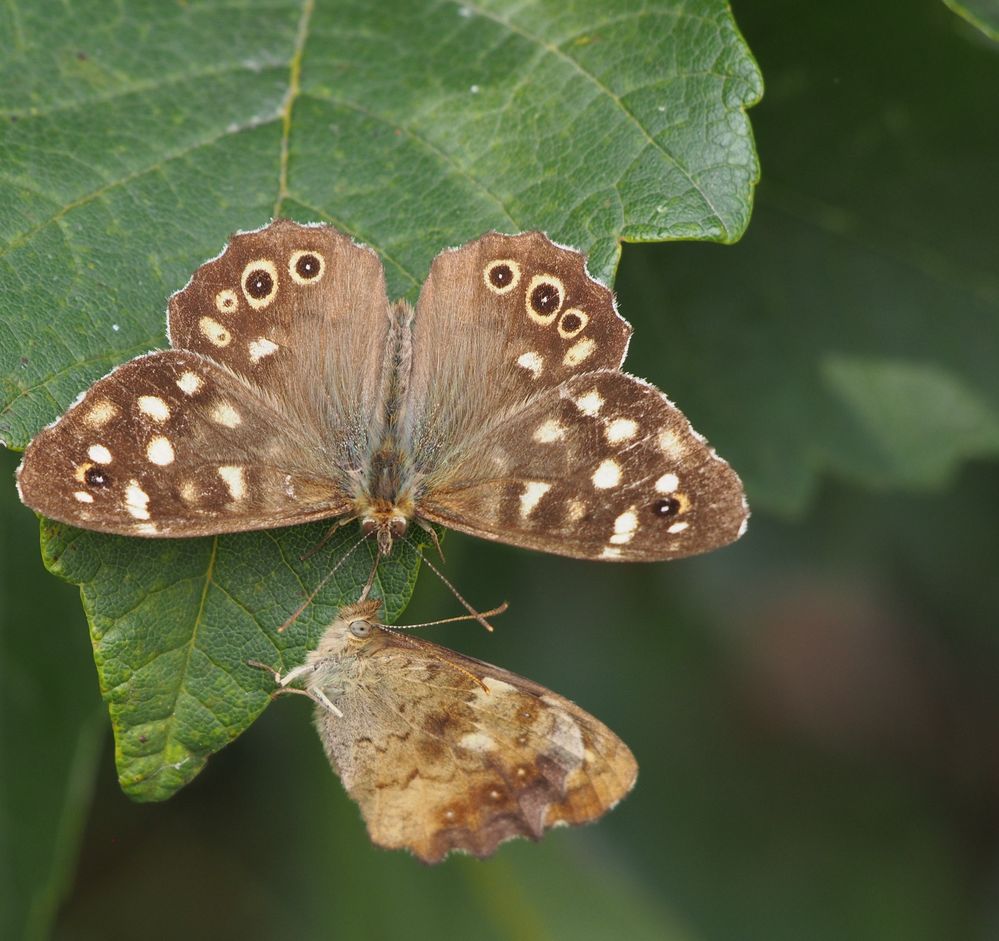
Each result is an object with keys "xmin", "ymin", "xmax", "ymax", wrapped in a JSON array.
[
  {"xmin": 312, "ymin": 629, "xmax": 637, "ymax": 863},
  {"xmin": 17, "ymin": 351, "xmax": 352, "ymax": 536},
  {"xmin": 18, "ymin": 220, "xmax": 391, "ymax": 536},
  {"xmin": 418, "ymin": 370, "xmax": 747, "ymax": 561}
]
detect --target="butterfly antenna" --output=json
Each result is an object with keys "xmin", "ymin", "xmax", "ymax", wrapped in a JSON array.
[
  {"xmin": 356, "ymin": 541, "xmax": 381, "ymax": 602},
  {"xmin": 386, "ymin": 603, "xmax": 508, "ymax": 631},
  {"xmin": 278, "ymin": 531, "xmax": 368, "ymax": 634},
  {"xmin": 402, "ymin": 533, "xmax": 500, "ymax": 633}
]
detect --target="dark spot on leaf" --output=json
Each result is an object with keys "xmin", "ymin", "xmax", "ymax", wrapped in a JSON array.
[
  {"xmin": 531, "ymin": 282, "xmax": 560, "ymax": 315},
  {"xmin": 245, "ymin": 269, "xmax": 274, "ymax": 299},
  {"xmin": 85, "ymin": 467, "xmax": 110, "ymax": 488},
  {"xmin": 77, "ymin": 51, "xmax": 88, "ymax": 61},
  {"xmin": 295, "ymin": 253, "xmax": 321, "ymax": 279},
  {"xmin": 651, "ymin": 498, "xmax": 680, "ymax": 518}
]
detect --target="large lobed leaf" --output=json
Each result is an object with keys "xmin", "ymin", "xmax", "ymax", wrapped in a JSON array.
[{"xmin": 0, "ymin": 0, "xmax": 761, "ymax": 801}]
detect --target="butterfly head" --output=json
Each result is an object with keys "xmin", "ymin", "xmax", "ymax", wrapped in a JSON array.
[
  {"xmin": 313, "ymin": 599, "xmax": 385, "ymax": 660},
  {"xmin": 358, "ymin": 503, "xmax": 411, "ymax": 555}
]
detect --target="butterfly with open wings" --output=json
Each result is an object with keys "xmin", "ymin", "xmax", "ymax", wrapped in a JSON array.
[{"xmin": 17, "ymin": 219, "xmax": 747, "ymax": 564}]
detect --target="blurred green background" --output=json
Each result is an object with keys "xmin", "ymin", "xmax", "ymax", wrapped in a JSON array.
[{"xmin": 4, "ymin": 1, "xmax": 999, "ymax": 939}]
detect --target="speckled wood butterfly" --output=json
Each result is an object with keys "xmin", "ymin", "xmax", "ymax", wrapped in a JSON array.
[
  {"xmin": 17, "ymin": 220, "xmax": 747, "ymax": 562},
  {"xmin": 262, "ymin": 599, "xmax": 637, "ymax": 862}
]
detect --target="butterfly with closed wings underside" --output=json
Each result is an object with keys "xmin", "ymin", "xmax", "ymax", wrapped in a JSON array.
[{"xmin": 16, "ymin": 219, "xmax": 747, "ymax": 565}]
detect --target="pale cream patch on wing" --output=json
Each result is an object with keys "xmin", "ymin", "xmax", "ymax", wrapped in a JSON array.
[
  {"xmin": 248, "ymin": 337, "xmax": 279, "ymax": 363},
  {"xmin": 137, "ymin": 395, "xmax": 171, "ymax": 422},
  {"xmin": 563, "ymin": 337, "xmax": 596, "ymax": 367},
  {"xmin": 516, "ymin": 351, "xmax": 544, "ymax": 377},
  {"xmin": 459, "ymin": 732, "xmax": 498, "ymax": 752},
  {"xmin": 477, "ymin": 677, "xmax": 519, "ymax": 702},
  {"xmin": 88, "ymin": 444, "xmax": 112, "ymax": 464},
  {"xmin": 592, "ymin": 458, "xmax": 621, "ymax": 489},
  {"xmin": 179, "ymin": 481, "xmax": 199, "ymax": 503},
  {"xmin": 146, "ymin": 436, "xmax": 175, "ymax": 466},
  {"xmin": 124, "ymin": 480, "xmax": 150, "ymax": 520},
  {"xmin": 199, "ymin": 317, "xmax": 232, "ymax": 347},
  {"xmin": 74, "ymin": 491, "xmax": 94, "ymax": 503},
  {"xmin": 605, "ymin": 417, "xmax": 638, "ymax": 443},
  {"xmin": 519, "ymin": 481, "xmax": 551, "ymax": 518},
  {"xmin": 217, "ymin": 465, "xmax": 246, "ymax": 500},
  {"xmin": 215, "ymin": 288, "xmax": 239, "ymax": 315},
  {"xmin": 177, "ymin": 371, "xmax": 202, "ymax": 396},
  {"xmin": 533, "ymin": 419, "xmax": 566, "ymax": 443},
  {"xmin": 566, "ymin": 498, "xmax": 587, "ymax": 522},
  {"xmin": 655, "ymin": 472, "xmax": 679, "ymax": 494},
  {"xmin": 658, "ymin": 429, "xmax": 685, "ymax": 459},
  {"xmin": 135, "ymin": 522, "xmax": 159, "ymax": 535},
  {"xmin": 84, "ymin": 400, "xmax": 117, "ymax": 427},
  {"xmin": 211, "ymin": 402, "xmax": 242, "ymax": 428},
  {"xmin": 574, "ymin": 389, "xmax": 604, "ymax": 417},
  {"xmin": 609, "ymin": 508, "xmax": 639, "ymax": 545},
  {"xmin": 600, "ymin": 546, "xmax": 623, "ymax": 559},
  {"xmin": 668, "ymin": 521, "xmax": 689, "ymax": 534},
  {"xmin": 541, "ymin": 697, "xmax": 586, "ymax": 763}
]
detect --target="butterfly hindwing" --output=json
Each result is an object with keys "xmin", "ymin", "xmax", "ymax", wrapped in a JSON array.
[{"xmin": 16, "ymin": 350, "xmax": 352, "ymax": 536}]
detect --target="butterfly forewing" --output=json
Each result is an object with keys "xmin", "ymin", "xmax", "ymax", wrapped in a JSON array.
[
  {"xmin": 306, "ymin": 611, "xmax": 637, "ymax": 863},
  {"xmin": 18, "ymin": 221, "xmax": 393, "ymax": 536}
]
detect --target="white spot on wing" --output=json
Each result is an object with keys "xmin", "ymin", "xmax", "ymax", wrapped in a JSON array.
[
  {"xmin": 516, "ymin": 351, "xmax": 543, "ymax": 377},
  {"xmin": 248, "ymin": 337, "xmax": 279, "ymax": 363},
  {"xmin": 146, "ymin": 436, "xmax": 175, "ymax": 466},
  {"xmin": 610, "ymin": 508, "xmax": 638, "ymax": 544},
  {"xmin": 600, "ymin": 546, "xmax": 623, "ymax": 559},
  {"xmin": 574, "ymin": 390, "xmax": 603, "ymax": 417},
  {"xmin": 124, "ymin": 480, "xmax": 150, "ymax": 520},
  {"xmin": 85, "ymin": 401, "xmax": 117, "ymax": 427},
  {"xmin": 88, "ymin": 444, "xmax": 112, "ymax": 464},
  {"xmin": 605, "ymin": 417, "xmax": 638, "ymax": 443},
  {"xmin": 459, "ymin": 732, "xmax": 497, "ymax": 752},
  {"xmin": 592, "ymin": 459, "xmax": 621, "ymax": 489},
  {"xmin": 563, "ymin": 337, "xmax": 596, "ymax": 366},
  {"xmin": 658, "ymin": 429, "xmax": 684, "ymax": 458},
  {"xmin": 199, "ymin": 317, "xmax": 231, "ymax": 347},
  {"xmin": 533, "ymin": 419, "xmax": 565, "ymax": 443},
  {"xmin": 211, "ymin": 402, "xmax": 241, "ymax": 428},
  {"xmin": 655, "ymin": 473, "xmax": 679, "ymax": 494},
  {"xmin": 519, "ymin": 481, "xmax": 551, "ymax": 517},
  {"xmin": 177, "ymin": 372, "xmax": 202, "ymax": 396},
  {"xmin": 668, "ymin": 521, "xmax": 689, "ymax": 534},
  {"xmin": 138, "ymin": 395, "xmax": 171, "ymax": 422},
  {"xmin": 218, "ymin": 465, "xmax": 246, "ymax": 500},
  {"xmin": 74, "ymin": 491, "xmax": 94, "ymax": 503}
]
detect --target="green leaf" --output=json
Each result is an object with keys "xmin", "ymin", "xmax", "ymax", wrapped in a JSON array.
[
  {"xmin": 617, "ymin": 0, "xmax": 999, "ymax": 513},
  {"xmin": 0, "ymin": 0, "xmax": 761, "ymax": 798},
  {"xmin": 943, "ymin": 0, "xmax": 999, "ymax": 40},
  {"xmin": 0, "ymin": 449, "xmax": 104, "ymax": 940}
]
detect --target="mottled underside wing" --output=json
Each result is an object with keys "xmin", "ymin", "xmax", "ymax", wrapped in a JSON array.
[
  {"xmin": 18, "ymin": 221, "xmax": 392, "ymax": 536},
  {"xmin": 315, "ymin": 632, "xmax": 637, "ymax": 863}
]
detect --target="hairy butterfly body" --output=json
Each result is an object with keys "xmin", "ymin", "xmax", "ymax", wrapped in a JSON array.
[
  {"xmin": 17, "ymin": 220, "xmax": 747, "ymax": 561},
  {"xmin": 269, "ymin": 600, "xmax": 637, "ymax": 862}
]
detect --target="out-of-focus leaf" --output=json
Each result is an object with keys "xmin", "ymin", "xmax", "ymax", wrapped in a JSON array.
[
  {"xmin": 943, "ymin": 0, "xmax": 999, "ymax": 40},
  {"xmin": 0, "ymin": 449, "xmax": 104, "ymax": 940}
]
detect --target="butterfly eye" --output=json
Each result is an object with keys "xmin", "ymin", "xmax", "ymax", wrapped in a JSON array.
[
  {"xmin": 483, "ymin": 259, "xmax": 521, "ymax": 295},
  {"xmin": 241, "ymin": 259, "xmax": 279, "ymax": 309},
  {"xmin": 525, "ymin": 274, "xmax": 565, "ymax": 325},
  {"xmin": 389, "ymin": 517, "xmax": 407, "ymax": 538},
  {"xmin": 557, "ymin": 307, "xmax": 588, "ymax": 339},
  {"xmin": 289, "ymin": 249, "xmax": 326, "ymax": 285},
  {"xmin": 349, "ymin": 619, "xmax": 372, "ymax": 638},
  {"xmin": 360, "ymin": 519, "xmax": 378, "ymax": 537}
]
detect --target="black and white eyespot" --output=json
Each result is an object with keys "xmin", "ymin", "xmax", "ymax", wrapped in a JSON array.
[
  {"xmin": 525, "ymin": 274, "xmax": 565, "ymax": 325},
  {"xmin": 241, "ymin": 259, "xmax": 279, "ymax": 309},
  {"xmin": 484, "ymin": 259, "xmax": 521, "ymax": 295},
  {"xmin": 85, "ymin": 466, "xmax": 111, "ymax": 488},
  {"xmin": 289, "ymin": 249, "xmax": 326, "ymax": 285},
  {"xmin": 215, "ymin": 288, "xmax": 239, "ymax": 315},
  {"xmin": 349, "ymin": 619, "xmax": 373, "ymax": 639},
  {"xmin": 650, "ymin": 497, "xmax": 681, "ymax": 519},
  {"xmin": 557, "ymin": 307, "xmax": 588, "ymax": 339}
]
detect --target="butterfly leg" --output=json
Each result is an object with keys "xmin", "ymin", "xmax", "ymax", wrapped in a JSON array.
[
  {"xmin": 300, "ymin": 517, "xmax": 353, "ymax": 561},
  {"xmin": 414, "ymin": 518, "xmax": 446, "ymax": 563}
]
